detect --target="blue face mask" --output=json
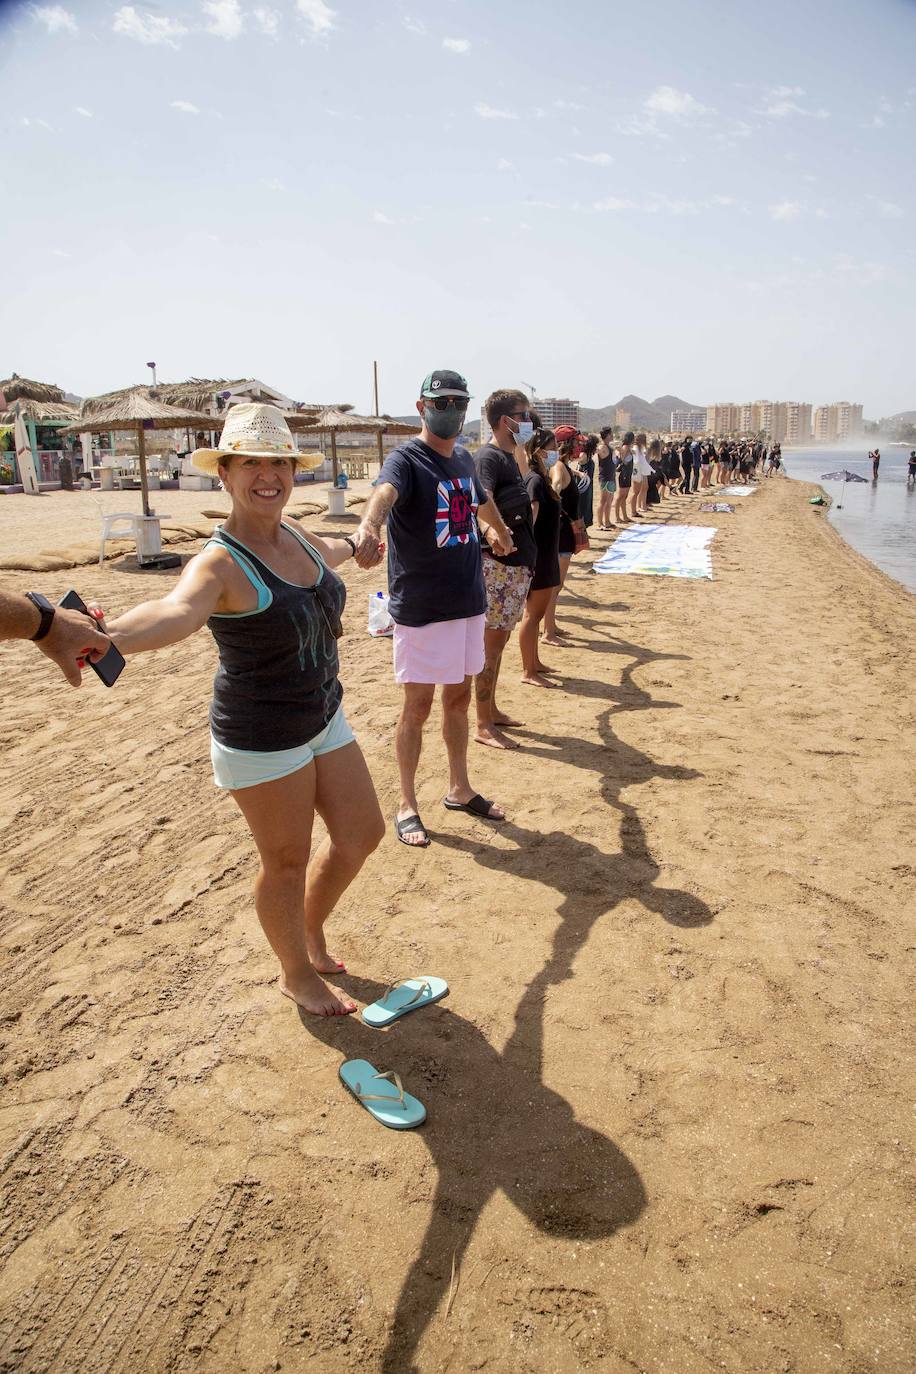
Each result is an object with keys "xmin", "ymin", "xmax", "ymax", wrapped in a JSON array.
[
  {"xmin": 544, "ymin": 450, "xmax": 558, "ymax": 468},
  {"xmin": 424, "ymin": 404, "xmax": 465, "ymax": 440},
  {"xmin": 513, "ymin": 420, "xmax": 534, "ymax": 448}
]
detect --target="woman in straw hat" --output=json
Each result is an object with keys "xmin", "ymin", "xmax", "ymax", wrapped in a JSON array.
[{"xmin": 96, "ymin": 403, "xmax": 385, "ymax": 1017}]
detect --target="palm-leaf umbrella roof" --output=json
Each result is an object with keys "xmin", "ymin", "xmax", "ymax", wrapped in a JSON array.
[
  {"xmin": 62, "ymin": 390, "xmax": 222, "ymax": 517},
  {"xmin": 0, "ymin": 374, "xmax": 66, "ymax": 405},
  {"xmin": 0, "ymin": 397, "xmax": 79, "ymax": 425},
  {"xmin": 65, "ymin": 389, "xmax": 222, "ymax": 434}
]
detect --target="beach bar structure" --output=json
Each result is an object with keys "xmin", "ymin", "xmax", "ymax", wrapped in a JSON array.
[{"xmin": 0, "ymin": 375, "xmax": 80, "ymax": 484}]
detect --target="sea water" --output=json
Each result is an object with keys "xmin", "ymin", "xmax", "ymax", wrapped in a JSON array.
[{"xmin": 783, "ymin": 446, "xmax": 916, "ymax": 594}]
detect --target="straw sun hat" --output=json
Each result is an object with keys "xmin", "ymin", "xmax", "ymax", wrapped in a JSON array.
[{"xmin": 190, "ymin": 402, "xmax": 322, "ymax": 474}]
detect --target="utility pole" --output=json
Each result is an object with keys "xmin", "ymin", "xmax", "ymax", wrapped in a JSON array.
[{"xmin": 372, "ymin": 360, "xmax": 384, "ymax": 469}]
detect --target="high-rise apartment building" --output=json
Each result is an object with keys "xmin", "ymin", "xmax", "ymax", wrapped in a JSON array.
[
  {"xmin": 535, "ymin": 397, "xmax": 580, "ymax": 431},
  {"xmin": 784, "ymin": 402, "xmax": 812, "ymax": 444},
  {"xmin": 670, "ymin": 409, "xmax": 707, "ymax": 436},
  {"xmin": 706, "ymin": 403, "xmax": 741, "ymax": 434},
  {"xmin": 615, "ymin": 407, "xmax": 632, "ymax": 430},
  {"xmin": 813, "ymin": 402, "xmax": 863, "ymax": 442}
]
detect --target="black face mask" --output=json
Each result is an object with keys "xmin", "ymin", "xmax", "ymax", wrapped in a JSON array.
[{"xmin": 424, "ymin": 404, "xmax": 465, "ymax": 440}]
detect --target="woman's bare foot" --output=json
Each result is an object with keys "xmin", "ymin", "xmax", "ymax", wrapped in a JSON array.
[
  {"xmin": 475, "ymin": 725, "xmax": 519, "ymax": 750},
  {"xmin": 541, "ymin": 634, "xmax": 567, "ymax": 647},
  {"xmin": 521, "ymin": 671, "xmax": 556, "ymax": 688},
  {"xmin": 279, "ymin": 969, "xmax": 356, "ymax": 1016},
  {"xmin": 305, "ymin": 931, "xmax": 347, "ymax": 974},
  {"xmin": 533, "ymin": 661, "xmax": 554, "ymax": 673},
  {"xmin": 492, "ymin": 710, "xmax": 523, "ymax": 727}
]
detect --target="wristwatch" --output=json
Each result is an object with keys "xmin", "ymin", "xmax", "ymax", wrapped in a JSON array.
[{"xmin": 25, "ymin": 591, "xmax": 56, "ymax": 641}]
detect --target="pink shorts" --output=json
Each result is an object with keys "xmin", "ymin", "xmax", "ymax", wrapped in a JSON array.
[{"xmin": 393, "ymin": 614, "xmax": 486, "ymax": 685}]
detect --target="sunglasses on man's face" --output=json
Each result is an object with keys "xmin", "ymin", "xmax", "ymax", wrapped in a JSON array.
[
  {"xmin": 509, "ymin": 411, "xmax": 531, "ymax": 421},
  {"xmin": 427, "ymin": 396, "xmax": 468, "ymax": 412}
]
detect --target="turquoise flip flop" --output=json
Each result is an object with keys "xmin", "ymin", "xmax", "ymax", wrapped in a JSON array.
[
  {"xmin": 338, "ymin": 1059, "xmax": 426, "ymax": 1130},
  {"xmin": 361, "ymin": 976, "xmax": 449, "ymax": 1028}
]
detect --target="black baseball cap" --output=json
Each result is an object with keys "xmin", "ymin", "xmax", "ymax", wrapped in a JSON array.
[{"xmin": 420, "ymin": 369, "xmax": 471, "ymax": 400}]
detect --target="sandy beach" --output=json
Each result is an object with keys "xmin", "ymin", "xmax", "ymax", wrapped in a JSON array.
[{"xmin": 0, "ymin": 478, "xmax": 913, "ymax": 1373}]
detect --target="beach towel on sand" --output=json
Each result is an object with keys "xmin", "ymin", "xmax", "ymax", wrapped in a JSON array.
[{"xmin": 592, "ymin": 524, "xmax": 715, "ymax": 580}]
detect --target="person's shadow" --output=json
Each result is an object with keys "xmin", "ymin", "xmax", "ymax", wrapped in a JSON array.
[
  {"xmin": 302, "ymin": 967, "xmax": 647, "ymax": 1372},
  {"xmin": 300, "ymin": 630, "xmax": 712, "ymax": 1368}
]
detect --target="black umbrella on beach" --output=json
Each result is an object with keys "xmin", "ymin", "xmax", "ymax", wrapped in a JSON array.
[{"xmin": 820, "ymin": 468, "xmax": 868, "ymax": 510}]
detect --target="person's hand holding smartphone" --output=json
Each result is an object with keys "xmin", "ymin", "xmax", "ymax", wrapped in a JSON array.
[{"xmin": 57, "ymin": 590, "xmax": 126, "ymax": 687}]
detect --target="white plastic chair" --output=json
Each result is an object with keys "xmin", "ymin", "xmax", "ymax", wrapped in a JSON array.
[{"xmin": 99, "ymin": 512, "xmax": 143, "ymax": 565}]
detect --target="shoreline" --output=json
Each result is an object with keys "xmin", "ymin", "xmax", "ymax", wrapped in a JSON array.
[{"xmin": 1, "ymin": 480, "xmax": 913, "ymax": 1372}]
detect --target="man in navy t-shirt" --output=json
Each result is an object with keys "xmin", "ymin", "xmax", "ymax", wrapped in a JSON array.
[{"xmin": 355, "ymin": 369, "xmax": 514, "ymax": 848}]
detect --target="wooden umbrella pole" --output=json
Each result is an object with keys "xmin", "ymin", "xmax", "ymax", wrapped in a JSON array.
[
  {"xmin": 331, "ymin": 429, "xmax": 339, "ymax": 486},
  {"xmin": 138, "ymin": 422, "xmax": 152, "ymax": 517}
]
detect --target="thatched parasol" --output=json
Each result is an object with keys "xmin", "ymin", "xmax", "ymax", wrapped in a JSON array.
[
  {"xmin": 0, "ymin": 397, "xmax": 78, "ymax": 425},
  {"xmin": 0, "ymin": 374, "xmax": 66, "ymax": 405},
  {"xmin": 63, "ymin": 389, "xmax": 221, "ymax": 517},
  {"xmin": 287, "ymin": 407, "xmax": 419, "ymax": 483}
]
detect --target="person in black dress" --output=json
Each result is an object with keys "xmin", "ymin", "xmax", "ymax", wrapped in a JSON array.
[
  {"xmin": 613, "ymin": 432, "xmax": 635, "ymax": 524},
  {"xmin": 543, "ymin": 438, "xmax": 581, "ymax": 645},
  {"xmin": 518, "ymin": 427, "xmax": 561, "ymax": 686}
]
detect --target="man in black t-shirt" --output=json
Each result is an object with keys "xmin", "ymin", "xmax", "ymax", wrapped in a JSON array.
[
  {"xmin": 355, "ymin": 369, "xmax": 514, "ymax": 848},
  {"xmin": 473, "ymin": 389, "xmax": 538, "ymax": 751}
]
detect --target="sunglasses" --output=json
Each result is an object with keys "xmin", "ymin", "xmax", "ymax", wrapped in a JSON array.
[
  {"xmin": 509, "ymin": 410, "xmax": 531, "ymax": 420},
  {"xmin": 308, "ymin": 583, "xmax": 343, "ymax": 640},
  {"xmin": 426, "ymin": 396, "xmax": 468, "ymax": 412}
]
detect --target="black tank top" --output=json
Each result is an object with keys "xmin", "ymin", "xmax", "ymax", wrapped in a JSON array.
[
  {"xmin": 559, "ymin": 468, "xmax": 580, "ymax": 529},
  {"xmin": 206, "ymin": 524, "xmax": 346, "ymax": 751}
]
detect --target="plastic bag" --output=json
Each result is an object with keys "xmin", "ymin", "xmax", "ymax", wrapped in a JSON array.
[{"xmin": 367, "ymin": 591, "xmax": 394, "ymax": 637}]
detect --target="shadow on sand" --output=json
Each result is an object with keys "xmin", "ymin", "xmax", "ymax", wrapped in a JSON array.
[{"xmin": 298, "ymin": 620, "xmax": 713, "ymax": 1369}]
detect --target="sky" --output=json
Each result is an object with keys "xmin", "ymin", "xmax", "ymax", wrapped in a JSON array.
[{"xmin": 1, "ymin": 0, "xmax": 914, "ymax": 418}]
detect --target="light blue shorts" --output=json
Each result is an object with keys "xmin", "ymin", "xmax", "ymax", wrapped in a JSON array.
[{"xmin": 210, "ymin": 705, "xmax": 355, "ymax": 791}]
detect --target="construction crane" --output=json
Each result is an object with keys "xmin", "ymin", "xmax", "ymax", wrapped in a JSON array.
[{"xmin": 522, "ymin": 381, "xmax": 537, "ymax": 401}]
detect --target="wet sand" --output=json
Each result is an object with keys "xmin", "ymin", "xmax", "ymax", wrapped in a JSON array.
[{"xmin": 0, "ymin": 478, "xmax": 913, "ymax": 1372}]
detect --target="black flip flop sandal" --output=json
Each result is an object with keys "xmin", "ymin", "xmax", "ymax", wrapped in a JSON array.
[
  {"xmin": 442, "ymin": 793, "xmax": 503, "ymax": 820},
  {"xmin": 395, "ymin": 814, "xmax": 431, "ymax": 847}
]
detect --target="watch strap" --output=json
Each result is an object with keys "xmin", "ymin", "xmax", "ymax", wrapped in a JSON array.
[
  {"xmin": 25, "ymin": 592, "xmax": 56, "ymax": 642},
  {"xmin": 342, "ymin": 535, "xmax": 357, "ymax": 558}
]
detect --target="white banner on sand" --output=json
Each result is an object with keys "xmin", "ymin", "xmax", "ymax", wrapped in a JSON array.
[
  {"xmin": 723, "ymin": 486, "xmax": 757, "ymax": 496},
  {"xmin": 593, "ymin": 523, "xmax": 715, "ymax": 579}
]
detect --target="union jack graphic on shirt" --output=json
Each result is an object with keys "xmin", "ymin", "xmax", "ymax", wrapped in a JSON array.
[{"xmin": 435, "ymin": 476, "xmax": 478, "ymax": 548}]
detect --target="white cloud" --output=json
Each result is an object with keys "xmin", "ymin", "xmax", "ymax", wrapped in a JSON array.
[
  {"xmin": 592, "ymin": 193, "xmax": 738, "ymax": 216},
  {"xmin": 442, "ymin": 37, "xmax": 470, "ymax": 55},
  {"xmin": 75, "ymin": 106, "xmax": 93, "ymax": 118},
  {"xmin": 769, "ymin": 200, "xmax": 802, "ymax": 221},
  {"xmin": 832, "ymin": 254, "xmax": 888, "ymax": 285},
  {"xmin": 402, "ymin": 16, "xmax": 426, "ymax": 35},
  {"xmin": 572, "ymin": 152, "xmax": 613, "ymax": 166},
  {"xmin": 253, "ymin": 6, "xmax": 280, "ymax": 36},
  {"xmin": 20, "ymin": 116, "xmax": 54, "ymax": 131},
  {"xmin": 113, "ymin": 7, "xmax": 187, "ymax": 47},
  {"xmin": 553, "ymin": 99, "xmax": 584, "ymax": 112},
  {"xmin": 372, "ymin": 210, "xmax": 418, "ymax": 226},
  {"xmin": 202, "ymin": 0, "xmax": 243, "ymax": 40},
  {"xmin": 867, "ymin": 115, "xmax": 886, "ymax": 129},
  {"xmin": 51, "ymin": 248, "xmax": 70, "ymax": 258},
  {"xmin": 264, "ymin": 177, "xmax": 285, "ymax": 191},
  {"xmin": 761, "ymin": 87, "xmax": 829, "ymax": 119},
  {"xmin": 877, "ymin": 200, "xmax": 904, "ymax": 219},
  {"xmin": 496, "ymin": 158, "xmax": 514, "ymax": 171},
  {"xmin": 31, "ymin": 5, "xmax": 77, "ymax": 34},
  {"xmin": 296, "ymin": 0, "xmax": 335, "ymax": 36},
  {"xmin": 475, "ymin": 102, "xmax": 518, "ymax": 121},
  {"xmin": 170, "ymin": 100, "xmax": 200, "ymax": 114},
  {"xmin": 645, "ymin": 86, "xmax": 711, "ymax": 117}
]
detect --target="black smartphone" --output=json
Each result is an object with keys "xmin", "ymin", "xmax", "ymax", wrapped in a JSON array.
[{"xmin": 57, "ymin": 589, "xmax": 126, "ymax": 688}]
